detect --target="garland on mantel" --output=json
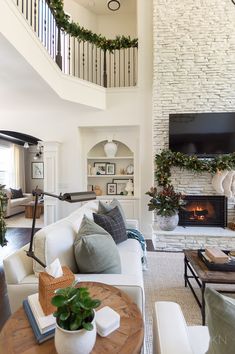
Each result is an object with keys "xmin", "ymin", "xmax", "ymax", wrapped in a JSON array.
[
  {"xmin": 155, "ymin": 150, "xmax": 235, "ymax": 187},
  {"xmin": 49, "ymin": 0, "xmax": 138, "ymax": 51}
]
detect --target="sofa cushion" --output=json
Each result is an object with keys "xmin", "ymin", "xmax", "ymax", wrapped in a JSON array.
[
  {"xmin": 98, "ymin": 199, "xmax": 127, "ymax": 228},
  {"xmin": 93, "ymin": 206, "xmax": 127, "ymax": 244},
  {"xmin": 205, "ymin": 287, "xmax": 235, "ymax": 354},
  {"xmin": 10, "ymin": 188, "xmax": 23, "ymax": 199},
  {"xmin": 74, "ymin": 216, "xmax": 121, "ymax": 274}
]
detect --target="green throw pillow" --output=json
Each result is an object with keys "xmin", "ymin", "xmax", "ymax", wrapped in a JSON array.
[
  {"xmin": 74, "ymin": 215, "xmax": 121, "ymax": 274},
  {"xmin": 98, "ymin": 199, "xmax": 127, "ymax": 228},
  {"xmin": 205, "ymin": 287, "xmax": 235, "ymax": 354}
]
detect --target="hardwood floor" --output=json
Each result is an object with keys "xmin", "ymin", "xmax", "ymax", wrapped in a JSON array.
[{"xmin": 0, "ymin": 228, "xmax": 155, "ymax": 331}]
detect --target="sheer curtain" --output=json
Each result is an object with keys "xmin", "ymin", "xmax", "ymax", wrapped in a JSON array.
[{"xmin": 13, "ymin": 144, "xmax": 26, "ymax": 191}]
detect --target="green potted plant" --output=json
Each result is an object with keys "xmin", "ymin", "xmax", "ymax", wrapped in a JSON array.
[
  {"xmin": 0, "ymin": 184, "xmax": 8, "ymax": 246},
  {"xmin": 146, "ymin": 185, "xmax": 185, "ymax": 231},
  {"xmin": 51, "ymin": 281, "xmax": 101, "ymax": 354}
]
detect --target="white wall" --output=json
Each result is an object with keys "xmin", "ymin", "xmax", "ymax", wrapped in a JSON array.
[
  {"xmin": 64, "ymin": 0, "xmax": 136, "ymax": 38},
  {"xmin": 97, "ymin": 14, "xmax": 136, "ymax": 38},
  {"xmin": 25, "ymin": 146, "xmax": 44, "ymax": 192},
  {"xmin": 0, "ymin": 0, "xmax": 153, "ymax": 236},
  {"xmin": 64, "ymin": 0, "xmax": 97, "ymax": 31}
]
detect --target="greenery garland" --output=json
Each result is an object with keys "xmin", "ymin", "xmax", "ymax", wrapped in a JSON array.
[
  {"xmin": 49, "ymin": 0, "xmax": 138, "ymax": 51},
  {"xmin": 155, "ymin": 150, "xmax": 235, "ymax": 187}
]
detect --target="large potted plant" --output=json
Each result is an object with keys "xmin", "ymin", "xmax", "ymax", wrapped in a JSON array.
[
  {"xmin": 146, "ymin": 185, "xmax": 185, "ymax": 231},
  {"xmin": 51, "ymin": 281, "xmax": 101, "ymax": 354},
  {"xmin": 0, "ymin": 184, "xmax": 8, "ymax": 246}
]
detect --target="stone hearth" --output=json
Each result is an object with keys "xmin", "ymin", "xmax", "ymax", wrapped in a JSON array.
[{"xmin": 152, "ymin": 225, "xmax": 235, "ymax": 251}]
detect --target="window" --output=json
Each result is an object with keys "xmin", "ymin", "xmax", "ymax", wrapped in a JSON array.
[{"xmin": 0, "ymin": 144, "xmax": 13, "ymax": 187}]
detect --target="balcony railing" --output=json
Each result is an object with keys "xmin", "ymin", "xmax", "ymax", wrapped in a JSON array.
[{"xmin": 14, "ymin": 0, "xmax": 138, "ymax": 87}]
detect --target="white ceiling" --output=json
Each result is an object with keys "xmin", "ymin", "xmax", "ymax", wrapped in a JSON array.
[{"xmin": 74, "ymin": 0, "xmax": 136, "ymax": 15}]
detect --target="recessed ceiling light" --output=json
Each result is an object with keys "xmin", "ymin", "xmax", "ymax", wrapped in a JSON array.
[{"xmin": 107, "ymin": 0, "xmax": 121, "ymax": 11}]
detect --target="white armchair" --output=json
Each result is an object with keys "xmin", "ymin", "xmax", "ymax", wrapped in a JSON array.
[{"xmin": 153, "ymin": 302, "xmax": 210, "ymax": 354}]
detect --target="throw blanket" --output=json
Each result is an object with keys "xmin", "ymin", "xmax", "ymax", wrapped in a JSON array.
[{"xmin": 126, "ymin": 228, "xmax": 148, "ymax": 270}]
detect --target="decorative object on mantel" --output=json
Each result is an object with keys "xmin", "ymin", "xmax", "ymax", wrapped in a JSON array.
[
  {"xmin": 146, "ymin": 185, "xmax": 185, "ymax": 231},
  {"xmin": 125, "ymin": 179, "xmax": 134, "ymax": 196},
  {"xmin": 49, "ymin": 0, "xmax": 138, "ymax": 51},
  {"xmin": 52, "ymin": 280, "xmax": 101, "ymax": 354},
  {"xmin": 211, "ymin": 170, "xmax": 229, "ymax": 194},
  {"xmin": 0, "ymin": 184, "xmax": 8, "ymax": 247},
  {"xmin": 104, "ymin": 139, "xmax": 118, "ymax": 157},
  {"xmin": 155, "ymin": 149, "xmax": 235, "ymax": 187}
]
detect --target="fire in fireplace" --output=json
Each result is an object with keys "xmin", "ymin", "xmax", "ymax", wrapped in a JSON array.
[{"xmin": 179, "ymin": 195, "xmax": 227, "ymax": 228}]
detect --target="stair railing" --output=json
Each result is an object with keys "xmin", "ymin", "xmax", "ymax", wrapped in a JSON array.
[{"xmin": 14, "ymin": 0, "xmax": 138, "ymax": 87}]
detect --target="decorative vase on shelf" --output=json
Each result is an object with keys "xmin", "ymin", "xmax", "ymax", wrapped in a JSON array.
[
  {"xmin": 125, "ymin": 179, "xmax": 134, "ymax": 196},
  {"xmin": 156, "ymin": 212, "xmax": 179, "ymax": 231},
  {"xmin": 104, "ymin": 139, "xmax": 118, "ymax": 158}
]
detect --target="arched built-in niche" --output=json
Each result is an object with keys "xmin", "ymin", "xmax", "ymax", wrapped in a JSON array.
[{"xmin": 87, "ymin": 139, "xmax": 135, "ymax": 198}]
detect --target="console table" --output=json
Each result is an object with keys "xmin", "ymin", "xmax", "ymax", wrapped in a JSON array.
[{"xmin": 0, "ymin": 282, "xmax": 144, "ymax": 354}]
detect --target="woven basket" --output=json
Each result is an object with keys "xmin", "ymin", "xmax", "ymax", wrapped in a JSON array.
[{"xmin": 39, "ymin": 266, "xmax": 75, "ymax": 315}]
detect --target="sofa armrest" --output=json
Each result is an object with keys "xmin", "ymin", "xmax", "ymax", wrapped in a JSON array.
[
  {"xmin": 126, "ymin": 219, "xmax": 139, "ymax": 230},
  {"xmin": 153, "ymin": 302, "xmax": 194, "ymax": 354},
  {"xmin": 3, "ymin": 243, "xmax": 33, "ymax": 284}
]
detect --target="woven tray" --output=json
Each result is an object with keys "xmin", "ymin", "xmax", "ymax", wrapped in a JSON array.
[
  {"xmin": 39, "ymin": 266, "xmax": 75, "ymax": 315},
  {"xmin": 198, "ymin": 250, "xmax": 235, "ymax": 272}
]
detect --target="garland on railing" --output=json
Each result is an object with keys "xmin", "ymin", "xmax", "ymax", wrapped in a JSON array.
[
  {"xmin": 49, "ymin": 0, "xmax": 138, "ymax": 51},
  {"xmin": 155, "ymin": 150, "xmax": 235, "ymax": 186}
]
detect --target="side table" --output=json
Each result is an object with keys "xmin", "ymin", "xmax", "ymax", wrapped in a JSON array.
[{"xmin": 0, "ymin": 282, "xmax": 144, "ymax": 354}]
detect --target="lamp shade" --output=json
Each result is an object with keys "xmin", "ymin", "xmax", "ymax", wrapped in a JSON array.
[{"xmin": 107, "ymin": 0, "xmax": 120, "ymax": 11}]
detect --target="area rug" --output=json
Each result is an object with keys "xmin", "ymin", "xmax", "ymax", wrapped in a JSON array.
[{"xmin": 143, "ymin": 252, "xmax": 201, "ymax": 354}]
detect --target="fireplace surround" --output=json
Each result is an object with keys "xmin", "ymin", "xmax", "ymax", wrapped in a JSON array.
[{"xmin": 179, "ymin": 195, "xmax": 227, "ymax": 228}]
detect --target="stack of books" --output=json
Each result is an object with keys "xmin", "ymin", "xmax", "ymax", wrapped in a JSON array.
[
  {"xmin": 205, "ymin": 247, "xmax": 229, "ymax": 264},
  {"xmin": 23, "ymin": 293, "xmax": 56, "ymax": 343}
]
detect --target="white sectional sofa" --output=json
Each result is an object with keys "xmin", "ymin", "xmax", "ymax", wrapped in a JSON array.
[
  {"xmin": 3, "ymin": 200, "xmax": 144, "ymax": 314},
  {"xmin": 4, "ymin": 188, "xmax": 33, "ymax": 217},
  {"xmin": 153, "ymin": 301, "xmax": 210, "ymax": 354}
]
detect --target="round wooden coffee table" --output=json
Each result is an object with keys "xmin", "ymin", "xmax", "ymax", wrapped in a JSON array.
[{"xmin": 0, "ymin": 282, "xmax": 144, "ymax": 354}]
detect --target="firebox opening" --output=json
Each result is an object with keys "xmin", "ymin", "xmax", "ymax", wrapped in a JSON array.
[
  {"xmin": 183, "ymin": 202, "xmax": 215, "ymax": 222},
  {"xmin": 179, "ymin": 195, "xmax": 227, "ymax": 228}
]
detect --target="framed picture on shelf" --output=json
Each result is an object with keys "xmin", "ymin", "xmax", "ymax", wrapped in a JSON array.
[
  {"xmin": 113, "ymin": 178, "xmax": 133, "ymax": 195},
  {"xmin": 31, "ymin": 162, "xmax": 44, "ymax": 179},
  {"xmin": 87, "ymin": 184, "xmax": 93, "ymax": 192},
  {"xmin": 94, "ymin": 162, "xmax": 106, "ymax": 175},
  {"xmin": 107, "ymin": 183, "xmax": 117, "ymax": 195},
  {"xmin": 106, "ymin": 163, "xmax": 115, "ymax": 175}
]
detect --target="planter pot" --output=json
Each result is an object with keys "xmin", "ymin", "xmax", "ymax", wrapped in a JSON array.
[
  {"xmin": 156, "ymin": 213, "xmax": 179, "ymax": 231},
  {"xmin": 104, "ymin": 140, "xmax": 118, "ymax": 157},
  {"xmin": 55, "ymin": 316, "xmax": 96, "ymax": 354}
]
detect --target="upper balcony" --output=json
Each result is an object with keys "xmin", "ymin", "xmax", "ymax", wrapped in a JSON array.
[{"xmin": 0, "ymin": 0, "xmax": 138, "ymax": 109}]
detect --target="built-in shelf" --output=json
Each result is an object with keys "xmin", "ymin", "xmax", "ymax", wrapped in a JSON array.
[
  {"xmin": 88, "ymin": 174, "xmax": 134, "ymax": 178},
  {"xmin": 87, "ymin": 156, "xmax": 133, "ymax": 160}
]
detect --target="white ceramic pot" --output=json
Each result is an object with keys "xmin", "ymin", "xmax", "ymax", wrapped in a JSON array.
[
  {"xmin": 55, "ymin": 316, "xmax": 96, "ymax": 354},
  {"xmin": 157, "ymin": 212, "xmax": 179, "ymax": 231},
  {"xmin": 104, "ymin": 140, "xmax": 118, "ymax": 157}
]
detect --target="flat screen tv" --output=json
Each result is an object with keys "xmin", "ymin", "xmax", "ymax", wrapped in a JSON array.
[{"xmin": 169, "ymin": 112, "xmax": 235, "ymax": 157}]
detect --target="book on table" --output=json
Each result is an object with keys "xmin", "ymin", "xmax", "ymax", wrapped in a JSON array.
[
  {"xmin": 27, "ymin": 293, "xmax": 56, "ymax": 334},
  {"xmin": 23, "ymin": 299, "xmax": 55, "ymax": 344}
]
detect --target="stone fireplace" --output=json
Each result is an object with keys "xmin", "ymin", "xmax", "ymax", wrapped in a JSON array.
[{"xmin": 179, "ymin": 195, "xmax": 227, "ymax": 228}]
